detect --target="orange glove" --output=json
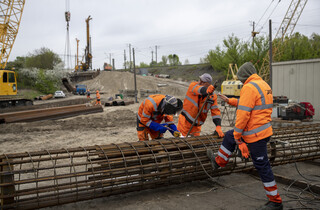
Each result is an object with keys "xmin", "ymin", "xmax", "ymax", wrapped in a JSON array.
[
  {"xmin": 206, "ymin": 85, "xmax": 215, "ymax": 94},
  {"xmin": 215, "ymin": 126, "xmax": 225, "ymax": 138},
  {"xmin": 238, "ymin": 143, "xmax": 250, "ymax": 159}
]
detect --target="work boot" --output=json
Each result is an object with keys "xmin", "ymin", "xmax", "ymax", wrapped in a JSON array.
[
  {"xmin": 257, "ymin": 201, "xmax": 283, "ymax": 210},
  {"xmin": 206, "ymin": 149, "xmax": 220, "ymax": 170}
]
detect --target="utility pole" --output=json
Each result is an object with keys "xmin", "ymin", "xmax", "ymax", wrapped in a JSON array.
[
  {"xmin": 155, "ymin": 45, "xmax": 158, "ymax": 63},
  {"xmin": 112, "ymin": 58, "xmax": 115, "ymax": 70},
  {"xmin": 75, "ymin": 38, "xmax": 79, "ymax": 70},
  {"xmin": 251, "ymin": 21, "xmax": 259, "ymax": 50},
  {"xmin": 269, "ymin": 19, "xmax": 273, "ymax": 88},
  {"xmin": 124, "ymin": 49, "xmax": 127, "ymax": 70},
  {"xmin": 109, "ymin": 53, "xmax": 112, "ymax": 65},
  {"xmin": 129, "ymin": 44, "xmax": 132, "ymax": 71},
  {"xmin": 151, "ymin": 50, "xmax": 154, "ymax": 65},
  {"xmin": 133, "ymin": 48, "xmax": 138, "ymax": 103}
]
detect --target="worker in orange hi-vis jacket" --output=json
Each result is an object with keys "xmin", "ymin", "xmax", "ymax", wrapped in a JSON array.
[
  {"xmin": 177, "ymin": 73, "xmax": 224, "ymax": 138},
  {"xmin": 137, "ymin": 94, "xmax": 183, "ymax": 141},
  {"xmin": 207, "ymin": 62, "xmax": 283, "ymax": 210},
  {"xmin": 95, "ymin": 90, "xmax": 101, "ymax": 105}
]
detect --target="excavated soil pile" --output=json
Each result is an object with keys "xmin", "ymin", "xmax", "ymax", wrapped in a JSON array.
[{"xmin": 80, "ymin": 71, "xmax": 189, "ymax": 99}]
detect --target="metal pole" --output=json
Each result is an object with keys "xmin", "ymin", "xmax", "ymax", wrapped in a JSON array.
[
  {"xmin": 269, "ymin": 19, "xmax": 273, "ymax": 88},
  {"xmin": 133, "ymin": 48, "xmax": 138, "ymax": 103},
  {"xmin": 124, "ymin": 49, "xmax": 126, "ymax": 70},
  {"xmin": 129, "ymin": 44, "xmax": 132, "ymax": 71}
]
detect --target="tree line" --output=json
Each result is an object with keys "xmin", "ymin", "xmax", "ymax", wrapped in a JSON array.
[{"xmin": 205, "ymin": 32, "xmax": 320, "ymax": 74}]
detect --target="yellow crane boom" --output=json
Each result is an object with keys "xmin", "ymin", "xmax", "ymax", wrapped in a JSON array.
[
  {"xmin": 258, "ymin": 0, "xmax": 308, "ymax": 82},
  {"xmin": 0, "ymin": 0, "xmax": 25, "ymax": 69}
]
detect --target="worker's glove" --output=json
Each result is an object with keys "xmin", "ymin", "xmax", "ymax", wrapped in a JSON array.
[
  {"xmin": 149, "ymin": 122, "xmax": 168, "ymax": 133},
  {"xmin": 206, "ymin": 85, "xmax": 215, "ymax": 95},
  {"xmin": 235, "ymin": 139, "xmax": 250, "ymax": 159},
  {"xmin": 168, "ymin": 124, "xmax": 181, "ymax": 137},
  {"xmin": 215, "ymin": 126, "xmax": 225, "ymax": 138}
]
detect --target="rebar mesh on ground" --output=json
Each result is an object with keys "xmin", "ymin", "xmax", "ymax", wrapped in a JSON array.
[{"xmin": 1, "ymin": 123, "xmax": 320, "ymax": 209}]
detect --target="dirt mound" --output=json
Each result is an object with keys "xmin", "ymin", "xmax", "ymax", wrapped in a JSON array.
[
  {"xmin": 146, "ymin": 64, "xmax": 226, "ymax": 87},
  {"xmin": 80, "ymin": 71, "xmax": 189, "ymax": 99}
]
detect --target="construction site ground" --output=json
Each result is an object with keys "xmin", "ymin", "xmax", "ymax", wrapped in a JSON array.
[{"xmin": 0, "ymin": 71, "xmax": 319, "ymax": 210}]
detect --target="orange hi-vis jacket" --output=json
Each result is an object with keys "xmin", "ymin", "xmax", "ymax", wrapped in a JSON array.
[
  {"xmin": 229, "ymin": 74, "xmax": 273, "ymax": 143},
  {"xmin": 137, "ymin": 94, "xmax": 174, "ymax": 127},
  {"xmin": 96, "ymin": 92, "xmax": 101, "ymax": 99},
  {"xmin": 179, "ymin": 81, "xmax": 221, "ymax": 127}
]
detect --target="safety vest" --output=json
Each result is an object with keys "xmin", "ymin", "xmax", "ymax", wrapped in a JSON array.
[
  {"xmin": 180, "ymin": 82, "xmax": 221, "ymax": 126},
  {"xmin": 137, "ymin": 94, "xmax": 174, "ymax": 127},
  {"xmin": 233, "ymin": 74, "xmax": 273, "ymax": 143},
  {"xmin": 96, "ymin": 92, "xmax": 101, "ymax": 99}
]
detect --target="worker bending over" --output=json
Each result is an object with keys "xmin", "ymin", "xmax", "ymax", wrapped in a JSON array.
[
  {"xmin": 137, "ymin": 94, "xmax": 183, "ymax": 141},
  {"xmin": 95, "ymin": 90, "xmax": 101, "ymax": 105},
  {"xmin": 177, "ymin": 73, "xmax": 224, "ymax": 137},
  {"xmin": 207, "ymin": 62, "xmax": 283, "ymax": 210}
]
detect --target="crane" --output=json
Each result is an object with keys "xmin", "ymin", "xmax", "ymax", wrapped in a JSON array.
[
  {"xmin": 0, "ymin": 0, "xmax": 25, "ymax": 70},
  {"xmin": 81, "ymin": 15, "xmax": 92, "ymax": 71},
  {"xmin": 0, "ymin": 0, "xmax": 33, "ymax": 107},
  {"xmin": 258, "ymin": 0, "xmax": 308, "ymax": 82}
]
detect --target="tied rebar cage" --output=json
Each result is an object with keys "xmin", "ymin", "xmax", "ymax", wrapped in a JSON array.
[{"xmin": 1, "ymin": 124, "xmax": 320, "ymax": 209}]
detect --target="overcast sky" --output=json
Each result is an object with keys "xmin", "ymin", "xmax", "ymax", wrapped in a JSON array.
[{"xmin": 9, "ymin": 0, "xmax": 320, "ymax": 70}]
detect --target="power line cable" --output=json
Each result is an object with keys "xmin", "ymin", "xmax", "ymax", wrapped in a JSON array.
[{"xmin": 256, "ymin": 0, "xmax": 275, "ymax": 28}]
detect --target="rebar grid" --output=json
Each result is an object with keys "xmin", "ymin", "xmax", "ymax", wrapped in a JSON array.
[{"xmin": 1, "ymin": 123, "xmax": 320, "ymax": 209}]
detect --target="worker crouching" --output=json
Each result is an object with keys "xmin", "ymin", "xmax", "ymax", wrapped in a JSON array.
[
  {"xmin": 137, "ymin": 94, "xmax": 183, "ymax": 141},
  {"xmin": 207, "ymin": 62, "xmax": 283, "ymax": 210}
]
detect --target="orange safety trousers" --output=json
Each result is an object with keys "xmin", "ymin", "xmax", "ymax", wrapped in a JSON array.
[
  {"xmin": 137, "ymin": 126, "xmax": 163, "ymax": 141},
  {"xmin": 177, "ymin": 114, "xmax": 201, "ymax": 137},
  {"xmin": 95, "ymin": 99, "xmax": 101, "ymax": 105},
  {"xmin": 215, "ymin": 130, "xmax": 282, "ymax": 203}
]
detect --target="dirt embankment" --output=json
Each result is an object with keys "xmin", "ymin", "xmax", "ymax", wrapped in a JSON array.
[
  {"xmin": 145, "ymin": 64, "xmax": 226, "ymax": 87},
  {"xmin": 79, "ymin": 71, "xmax": 190, "ymax": 100}
]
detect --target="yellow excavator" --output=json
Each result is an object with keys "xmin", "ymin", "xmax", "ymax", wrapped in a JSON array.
[{"xmin": 0, "ymin": 0, "xmax": 33, "ymax": 108}]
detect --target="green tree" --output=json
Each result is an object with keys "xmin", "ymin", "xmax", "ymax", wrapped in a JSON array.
[
  {"xmin": 6, "ymin": 56, "xmax": 26, "ymax": 70},
  {"xmin": 25, "ymin": 47, "xmax": 62, "ymax": 70},
  {"xmin": 161, "ymin": 55, "xmax": 168, "ymax": 66},
  {"xmin": 276, "ymin": 32, "xmax": 312, "ymax": 61},
  {"xmin": 35, "ymin": 69, "xmax": 58, "ymax": 94},
  {"xmin": 310, "ymin": 33, "xmax": 320, "ymax": 58},
  {"xmin": 139, "ymin": 62, "xmax": 149, "ymax": 68},
  {"xmin": 168, "ymin": 54, "xmax": 181, "ymax": 66},
  {"xmin": 207, "ymin": 34, "xmax": 246, "ymax": 73}
]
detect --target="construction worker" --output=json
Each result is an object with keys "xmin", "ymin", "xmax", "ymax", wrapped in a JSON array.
[
  {"xmin": 137, "ymin": 94, "xmax": 183, "ymax": 141},
  {"xmin": 207, "ymin": 62, "xmax": 283, "ymax": 210},
  {"xmin": 177, "ymin": 73, "xmax": 224, "ymax": 137},
  {"xmin": 95, "ymin": 90, "xmax": 101, "ymax": 105},
  {"xmin": 87, "ymin": 89, "xmax": 91, "ymax": 99}
]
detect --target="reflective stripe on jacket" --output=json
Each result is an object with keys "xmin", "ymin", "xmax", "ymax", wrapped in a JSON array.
[
  {"xmin": 137, "ymin": 94, "xmax": 174, "ymax": 127},
  {"xmin": 179, "ymin": 81, "xmax": 221, "ymax": 127},
  {"xmin": 233, "ymin": 74, "xmax": 273, "ymax": 143}
]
